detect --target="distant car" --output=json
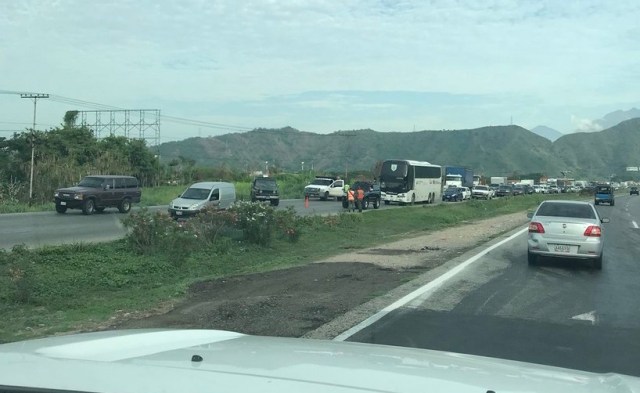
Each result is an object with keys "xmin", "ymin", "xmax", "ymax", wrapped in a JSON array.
[
  {"xmin": 169, "ymin": 182, "xmax": 236, "ymax": 218},
  {"xmin": 512, "ymin": 185, "xmax": 525, "ymax": 196},
  {"xmin": 54, "ymin": 175, "xmax": 141, "ymax": 215},
  {"xmin": 442, "ymin": 187, "xmax": 464, "ymax": 202},
  {"xmin": 495, "ymin": 184, "xmax": 513, "ymax": 197},
  {"xmin": 594, "ymin": 185, "xmax": 614, "ymax": 206},
  {"xmin": 459, "ymin": 187, "xmax": 471, "ymax": 200},
  {"xmin": 527, "ymin": 200, "xmax": 609, "ymax": 269},
  {"xmin": 471, "ymin": 185, "xmax": 494, "ymax": 200},
  {"xmin": 547, "ymin": 185, "xmax": 560, "ymax": 194},
  {"xmin": 630, "ymin": 186, "xmax": 639, "ymax": 196},
  {"xmin": 250, "ymin": 176, "xmax": 279, "ymax": 206}
]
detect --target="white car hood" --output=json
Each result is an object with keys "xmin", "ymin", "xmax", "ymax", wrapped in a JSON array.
[
  {"xmin": 171, "ymin": 197, "xmax": 206, "ymax": 208},
  {"xmin": 1, "ymin": 329, "xmax": 638, "ymax": 393}
]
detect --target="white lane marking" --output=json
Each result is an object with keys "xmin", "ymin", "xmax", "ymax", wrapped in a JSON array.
[
  {"xmin": 334, "ymin": 227, "xmax": 529, "ymax": 341},
  {"xmin": 632, "ymin": 221, "xmax": 639, "ymax": 229},
  {"xmin": 571, "ymin": 310, "xmax": 597, "ymax": 325}
]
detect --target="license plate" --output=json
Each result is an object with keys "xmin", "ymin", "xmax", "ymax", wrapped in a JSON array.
[
  {"xmin": 60, "ymin": 201, "xmax": 66, "ymax": 206},
  {"xmin": 176, "ymin": 211, "xmax": 183, "ymax": 216},
  {"xmin": 553, "ymin": 244, "xmax": 571, "ymax": 253}
]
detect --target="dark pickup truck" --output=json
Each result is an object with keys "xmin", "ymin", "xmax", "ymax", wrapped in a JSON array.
[{"xmin": 594, "ymin": 185, "xmax": 614, "ymax": 206}]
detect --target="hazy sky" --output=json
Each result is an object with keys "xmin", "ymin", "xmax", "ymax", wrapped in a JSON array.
[{"xmin": 1, "ymin": 0, "xmax": 639, "ymax": 142}]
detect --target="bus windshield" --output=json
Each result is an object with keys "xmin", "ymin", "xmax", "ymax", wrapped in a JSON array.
[{"xmin": 380, "ymin": 161, "xmax": 408, "ymax": 178}]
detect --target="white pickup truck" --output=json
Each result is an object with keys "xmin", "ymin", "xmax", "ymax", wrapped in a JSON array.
[
  {"xmin": 471, "ymin": 185, "xmax": 494, "ymax": 200},
  {"xmin": 304, "ymin": 177, "xmax": 344, "ymax": 201}
]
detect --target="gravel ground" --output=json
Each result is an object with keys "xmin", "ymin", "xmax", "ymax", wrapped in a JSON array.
[{"xmin": 114, "ymin": 211, "xmax": 529, "ymax": 338}]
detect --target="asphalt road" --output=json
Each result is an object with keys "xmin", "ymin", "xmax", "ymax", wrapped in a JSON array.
[
  {"xmin": 343, "ymin": 193, "xmax": 640, "ymax": 376},
  {"xmin": 0, "ymin": 197, "xmax": 376, "ymax": 249}
]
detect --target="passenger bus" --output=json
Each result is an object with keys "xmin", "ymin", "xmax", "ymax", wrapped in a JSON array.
[{"xmin": 379, "ymin": 159, "xmax": 443, "ymax": 205}]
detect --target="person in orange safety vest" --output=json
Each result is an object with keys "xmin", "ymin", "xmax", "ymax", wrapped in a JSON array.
[
  {"xmin": 347, "ymin": 188, "xmax": 356, "ymax": 212},
  {"xmin": 355, "ymin": 187, "xmax": 365, "ymax": 212}
]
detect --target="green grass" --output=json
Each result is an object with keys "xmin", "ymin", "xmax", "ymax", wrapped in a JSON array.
[{"xmin": 0, "ymin": 193, "xmax": 588, "ymax": 342}]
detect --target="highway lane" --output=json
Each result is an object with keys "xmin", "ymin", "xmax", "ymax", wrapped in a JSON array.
[
  {"xmin": 343, "ymin": 194, "xmax": 640, "ymax": 376},
  {"xmin": 0, "ymin": 198, "xmax": 380, "ymax": 249}
]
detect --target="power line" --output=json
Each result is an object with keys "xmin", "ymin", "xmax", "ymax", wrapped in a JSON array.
[{"xmin": 2, "ymin": 89, "xmax": 256, "ymax": 133}]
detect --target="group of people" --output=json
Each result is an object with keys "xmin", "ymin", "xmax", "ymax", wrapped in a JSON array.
[{"xmin": 344, "ymin": 184, "xmax": 365, "ymax": 212}]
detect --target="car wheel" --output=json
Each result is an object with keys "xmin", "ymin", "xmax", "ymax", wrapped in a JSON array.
[
  {"xmin": 363, "ymin": 199, "xmax": 369, "ymax": 210},
  {"xmin": 270, "ymin": 199, "xmax": 279, "ymax": 206},
  {"xmin": 118, "ymin": 198, "xmax": 132, "ymax": 213},
  {"xmin": 373, "ymin": 198, "xmax": 380, "ymax": 209},
  {"xmin": 410, "ymin": 194, "xmax": 415, "ymax": 205},
  {"xmin": 527, "ymin": 251, "xmax": 537, "ymax": 266},
  {"xmin": 342, "ymin": 199, "xmax": 349, "ymax": 209},
  {"xmin": 594, "ymin": 201, "xmax": 599, "ymax": 205},
  {"xmin": 55, "ymin": 205, "xmax": 67, "ymax": 214},
  {"xmin": 82, "ymin": 199, "xmax": 95, "ymax": 215},
  {"xmin": 323, "ymin": 191, "xmax": 329, "ymax": 201},
  {"xmin": 384, "ymin": 200, "xmax": 390, "ymax": 205},
  {"xmin": 610, "ymin": 201, "xmax": 615, "ymax": 206}
]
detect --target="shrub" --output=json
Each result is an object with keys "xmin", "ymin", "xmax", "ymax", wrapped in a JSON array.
[
  {"xmin": 121, "ymin": 208, "xmax": 191, "ymax": 255},
  {"xmin": 228, "ymin": 201, "xmax": 276, "ymax": 246}
]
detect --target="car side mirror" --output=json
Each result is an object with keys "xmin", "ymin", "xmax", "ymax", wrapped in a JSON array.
[
  {"xmin": 601, "ymin": 218, "xmax": 610, "ymax": 223},
  {"xmin": 526, "ymin": 212, "xmax": 534, "ymax": 219}
]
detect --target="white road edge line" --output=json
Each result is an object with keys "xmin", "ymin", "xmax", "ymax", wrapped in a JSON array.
[
  {"xmin": 632, "ymin": 221, "xmax": 639, "ymax": 229},
  {"xmin": 333, "ymin": 226, "xmax": 529, "ymax": 341}
]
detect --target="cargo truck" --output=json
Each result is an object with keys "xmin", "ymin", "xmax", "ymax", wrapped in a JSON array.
[
  {"xmin": 490, "ymin": 176, "xmax": 507, "ymax": 186},
  {"xmin": 444, "ymin": 166, "xmax": 474, "ymax": 188}
]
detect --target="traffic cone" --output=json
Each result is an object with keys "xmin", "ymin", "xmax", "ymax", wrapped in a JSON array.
[{"xmin": 304, "ymin": 195, "xmax": 309, "ymax": 208}]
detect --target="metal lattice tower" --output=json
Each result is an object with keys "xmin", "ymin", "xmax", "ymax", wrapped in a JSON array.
[{"xmin": 74, "ymin": 109, "xmax": 161, "ymax": 146}]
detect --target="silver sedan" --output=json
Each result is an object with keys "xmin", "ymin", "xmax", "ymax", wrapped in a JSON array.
[{"xmin": 527, "ymin": 200, "xmax": 609, "ymax": 269}]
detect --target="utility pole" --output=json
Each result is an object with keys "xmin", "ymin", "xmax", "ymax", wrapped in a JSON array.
[
  {"xmin": 339, "ymin": 132, "xmax": 356, "ymax": 180},
  {"xmin": 20, "ymin": 93, "xmax": 49, "ymax": 201}
]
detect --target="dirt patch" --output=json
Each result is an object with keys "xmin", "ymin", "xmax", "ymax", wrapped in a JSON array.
[{"xmin": 113, "ymin": 211, "xmax": 528, "ymax": 337}]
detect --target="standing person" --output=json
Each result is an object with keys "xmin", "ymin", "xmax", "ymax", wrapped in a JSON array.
[
  {"xmin": 356, "ymin": 186, "xmax": 365, "ymax": 213},
  {"xmin": 347, "ymin": 187, "xmax": 356, "ymax": 212}
]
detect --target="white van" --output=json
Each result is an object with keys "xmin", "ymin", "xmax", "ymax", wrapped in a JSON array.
[{"xmin": 168, "ymin": 181, "xmax": 236, "ymax": 218}]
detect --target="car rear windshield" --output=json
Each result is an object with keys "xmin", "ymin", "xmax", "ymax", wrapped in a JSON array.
[
  {"xmin": 536, "ymin": 203, "xmax": 596, "ymax": 219},
  {"xmin": 596, "ymin": 186, "xmax": 611, "ymax": 193}
]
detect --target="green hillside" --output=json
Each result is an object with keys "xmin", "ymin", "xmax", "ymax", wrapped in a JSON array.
[{"xmin": 157, "ymin": 120, "xmax": 640, "ymax": 179}]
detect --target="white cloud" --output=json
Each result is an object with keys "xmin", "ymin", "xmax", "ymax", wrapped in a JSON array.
[
  {"xmin": 571, "ymin": 115, "xmax": 604, "ymax": 133},
  {"xmin": 1, "ymin": 0, "xmax": 640, "ymax": 139}
]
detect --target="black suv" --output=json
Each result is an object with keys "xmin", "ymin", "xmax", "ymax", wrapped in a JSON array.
[
  {"xmin": 342, "ymin": 181, "xmax": 381, "ymax": 210},
  {"xmin": 54, "ymin": 175, "xmax": 141, "ymax": 215},
  {"xmin": 250, "ymin": 177, "xmax": 279, "ymax": 206}
]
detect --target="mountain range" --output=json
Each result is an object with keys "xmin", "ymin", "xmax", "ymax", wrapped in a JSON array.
[
  {"xmin": 158, "ymin": 118, "xmax": 640, "ymax": 180},
  {"xmin": 530, "ymin": 108, "xmax": 640, "ymax": 141}
]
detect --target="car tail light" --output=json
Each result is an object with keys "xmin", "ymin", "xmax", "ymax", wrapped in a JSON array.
[
  {"xmin": 584, "ymin": 225, "xmax": 602, "ymax": 237},
  {"xmin": 528, "ymin": 222, "xmax": 545, "ymax": 233}
]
